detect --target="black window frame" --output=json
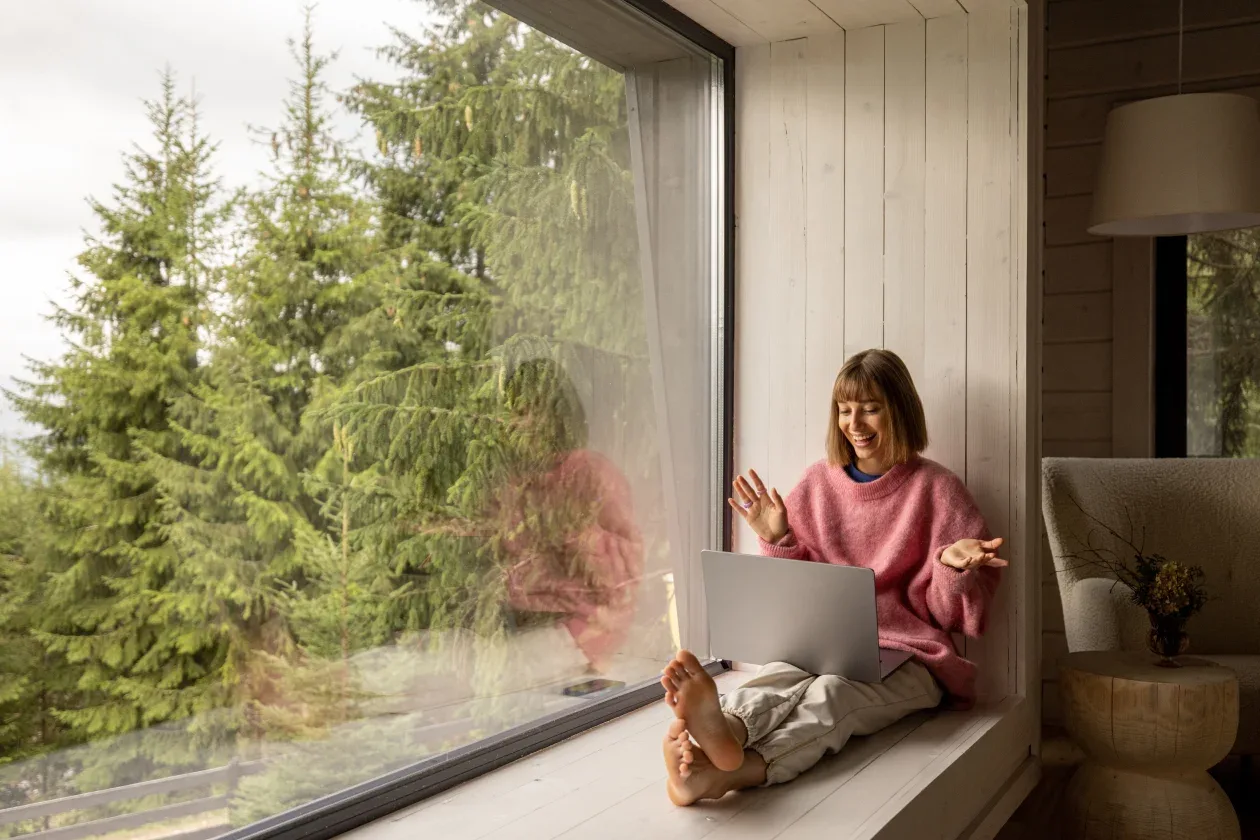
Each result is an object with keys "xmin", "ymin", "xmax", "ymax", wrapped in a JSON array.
[
  {"xmin": 1153, "ymin": 234, "xmax": 1189, "ymax": 458},
  {"xmin": 214, "ymin": 2, "xmax": 737, "ymax": 838}
]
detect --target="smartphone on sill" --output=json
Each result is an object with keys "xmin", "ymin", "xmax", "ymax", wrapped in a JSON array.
[{"xmin": 560, "ymin": 678, "xmax": 625, "ymax": 698}]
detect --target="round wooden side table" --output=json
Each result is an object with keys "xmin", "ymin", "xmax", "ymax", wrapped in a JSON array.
[{"xmin": 1059, "ymin": 651, "xmax": 1240, "ymax": 840}]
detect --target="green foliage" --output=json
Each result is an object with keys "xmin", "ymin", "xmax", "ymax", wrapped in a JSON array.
[
  {"xmin": 7, "ymin": 70, "xmax": 229, "ymax": 765},
  {"xmin": 1, "ymin": 0, "xmax": 656, "ymax": 828},
  {"xmin": 138, "ymin": 12, "xmax": 386, "ymax": 744},
  {"xmin": 327, "ymin": 0, "xmax": 644, "ymax": 647},
  {"xmin": 1187, "ymin": 229, "xmax": 1260, "ymax": 457},
  {"xmin": 0, "ymin": 453, "xmax": 70, "ymax": 767}
]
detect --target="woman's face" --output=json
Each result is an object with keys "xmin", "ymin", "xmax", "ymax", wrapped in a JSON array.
[{"xmin": 836, "ymin": 390, "xmax": 890, "ymax": 467}]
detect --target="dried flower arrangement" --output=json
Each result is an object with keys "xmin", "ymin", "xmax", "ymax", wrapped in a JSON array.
[{"xmin": 1057, "ymin": 495, "xmax": 1209, "ymax": 666}]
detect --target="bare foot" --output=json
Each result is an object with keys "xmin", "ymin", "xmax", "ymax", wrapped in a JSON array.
[
  {"xmin": 660, "ymin": 650, "xmax": 744, "ymax": 771},
  {"xmin": 662, "ymin": 720, "xmax": 769, "ymax": 806},
  {"xmin": 662, "ymin": 720, "xmax": 719, "ymax": 806}
]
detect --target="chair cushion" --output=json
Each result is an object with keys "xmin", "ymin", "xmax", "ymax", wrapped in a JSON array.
[{"xmin": 1199, "ymin": 655, "xmax": 1260, "ymax": 755}]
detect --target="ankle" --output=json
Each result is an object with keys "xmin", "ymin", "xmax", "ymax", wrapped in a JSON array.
[
  {"xmin": 723, "ymin": 712, "xmax": 748, "ymax": 747},
  {"xmin": 736, "ymin": 750, "xmax": 768, "ymax": 788}
]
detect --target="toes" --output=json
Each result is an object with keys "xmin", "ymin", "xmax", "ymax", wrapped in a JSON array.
[
  {"xmin": 666, "ymin": 664, "xmax": 684, "ymax": 683},
  {"xmin": 668, "ymin": 719, "xmax": 686, "ymax": 739},
  {"xmin": 661, "ymin": 673, "xmax": 678, "ymax": 692},
  {"xmin": 665, "ymin": 692, "xmax": 677, "ymax": 708},
  {"xmin": 679, "ymin": 763, "xmax": 690, "ymax": 778},
  {"xmin": 678, "ymin": 650, "xmax": 704, "ymax": 675}
]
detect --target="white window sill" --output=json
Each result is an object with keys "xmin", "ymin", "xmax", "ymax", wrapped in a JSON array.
[{"xmin": 340, "ymin": 672, "xmax": 1037, "ymax": 840}]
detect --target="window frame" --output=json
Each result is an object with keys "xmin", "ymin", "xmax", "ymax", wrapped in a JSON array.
[
  {"xmin": 1153, "ymin": 234, "xmax": 1189, "ymax": 458},
  {"xmin": 214, "ymin": 2, "xmax": 737, "ymax": 838}
]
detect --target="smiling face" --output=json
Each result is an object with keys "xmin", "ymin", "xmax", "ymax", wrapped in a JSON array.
[
  {"xmin": 835, "ymin": 391, "xmax": 892, "ymax": 472},
  {"xmin": 825, "ymin": 349, "xmax": 929, "ymax": 471}
]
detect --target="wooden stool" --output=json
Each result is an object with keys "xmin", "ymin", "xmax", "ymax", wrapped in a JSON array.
[{"xmin": 1059, "ymin": 651, "xmax": 1240, "ymax": 840}]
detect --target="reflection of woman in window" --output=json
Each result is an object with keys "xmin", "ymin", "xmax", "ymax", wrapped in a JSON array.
[
  {"xmin": 496, "ymin": 357, "xmax": 644, "ymax": 673},
  {"xmin": 659, "ymin": 349, "xmax": 1006, "ymax": 805}
]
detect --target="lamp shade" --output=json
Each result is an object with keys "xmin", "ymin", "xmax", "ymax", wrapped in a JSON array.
[{"xmin": 1088, "ymin": 92, "xmax": 1260, "ymax": 236}]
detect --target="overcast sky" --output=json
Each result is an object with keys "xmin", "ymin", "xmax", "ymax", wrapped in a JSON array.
[{"xmin": 0, "ymin": 0, "xmax": 433, "ymax": 442}]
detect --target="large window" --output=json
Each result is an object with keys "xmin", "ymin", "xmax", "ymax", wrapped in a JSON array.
[
  {"xmin": 0, "ymin": 2, "xmax": 729, "ymax": 838},
  {"xmin": 1155, "ymin": 230, "xmax": 1260, "ymax": 457}
]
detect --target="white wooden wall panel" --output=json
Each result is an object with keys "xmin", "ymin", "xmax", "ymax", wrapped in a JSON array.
[
  {"xmin": 908, "ymin": 0, "xmax": 967, "ymax": 17},
  {"xmin": 843, "ymin": 26, "xmax": 886, "ymax": 359},
  {"xmin": 663, "ymin": 0, "xmax": 764, "ymax": 45},
  {"xmin": 811, "ymin": 0, "xmax": 922, "ymax": 30},
  {"xmin": 923, "ymin": 14, "xmax": 972, "ymax": 667},
  {"xmin": 923, "ymin": 13, "xmax": 969, "ymax": 478},
  {"xmin": 732, "ymin": 6, "xmax": 1028, "ymax": 704},
  {"xmin": 1015, "ymin": 0, "xmax": 1039, "ymax": 734},
  {"xmin": 714, "ymin": 0, "xmax": 840, "ymax": 43},
  {"xmin": 661, "ymin": 0, "xmax": 994, "ymax": 45},
  {"xmin": 733, "ymin": 44, "xmax": 773, "ymax": 555},
  {"xmin": 804, "ymin": 32, "xmax": 847, "ymax": 457},
  {"xmin": 965, "ymin": 4, "xmax": 1014, "ymax": 702},
  {"xmin": 883, "ymin": 20, "xmax": 927, "ymax": 390},
  {"xmin": 769, "ymin": 40, "xmax": 811, "ymax": 492}
]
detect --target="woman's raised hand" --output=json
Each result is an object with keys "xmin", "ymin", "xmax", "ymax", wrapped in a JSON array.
[
  {"xmin": 939, "ymin": 537, "xmax": 1009, "ymax": 571},
  {"xmin": 727, "ymin": 469, "xmax": 789, "ymax": 544}
]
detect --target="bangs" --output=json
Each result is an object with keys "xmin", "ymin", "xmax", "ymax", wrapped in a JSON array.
[{"xmin": 832, "ymin": 367, "xmax": 881, "ymax": 404}]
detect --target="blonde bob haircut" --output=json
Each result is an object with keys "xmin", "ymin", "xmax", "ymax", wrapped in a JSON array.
[{"xmin": 826, "ymin": 349, "xmax": 929, "ymax": 468}]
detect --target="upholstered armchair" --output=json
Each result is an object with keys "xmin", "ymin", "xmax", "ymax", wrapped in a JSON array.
[{"xmin": 1041, "ymin": 457, "xmax": 1260, "ymax": 754}]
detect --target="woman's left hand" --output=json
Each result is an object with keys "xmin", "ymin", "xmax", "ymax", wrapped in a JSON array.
[{"xmin": 940, "ymin": 537, "xmax": 1008, "ymax": 570}]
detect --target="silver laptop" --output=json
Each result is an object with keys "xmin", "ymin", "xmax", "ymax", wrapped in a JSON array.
[{"xmin": 701, "ymin": 550, "xmax": 912, "ymax": 683}]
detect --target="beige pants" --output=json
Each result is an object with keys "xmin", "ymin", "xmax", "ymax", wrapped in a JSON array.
[{"xmin": 721, "ymin": 660, "xmax": 943, "ymax": 785}]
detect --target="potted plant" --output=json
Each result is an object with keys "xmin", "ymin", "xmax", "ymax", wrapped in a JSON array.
[{"xmin": 1059, "ymin": 496, "xmax": 1210, "ymax": 667}]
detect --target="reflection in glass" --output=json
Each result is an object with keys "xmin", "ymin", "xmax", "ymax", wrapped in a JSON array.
[{"xmin": 0, "ymin": 1, "xmax": 720, "ymax": 835}]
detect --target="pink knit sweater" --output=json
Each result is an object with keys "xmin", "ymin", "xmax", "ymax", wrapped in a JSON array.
[
  {"xmin": 500, "ymin": 450, "xmax": 644, "ymax": 668},
  {"xmin": 759, "ymin": 456, "xmax": 1000, "ymax": 707}
]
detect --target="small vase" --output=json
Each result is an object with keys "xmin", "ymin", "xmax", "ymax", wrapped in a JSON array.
[{"xmin": 1147, "ymin": 614, "xmax": 1190, "ymax": 666}]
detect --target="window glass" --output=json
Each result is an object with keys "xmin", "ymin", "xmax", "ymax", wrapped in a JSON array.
[
  {"xmin": 1187, "ymin": 228, "xmax": 1260, "ymax": 457},
  {"xmin": 0, "ymin": 1, "xmax": 723, "ymax": 834}
]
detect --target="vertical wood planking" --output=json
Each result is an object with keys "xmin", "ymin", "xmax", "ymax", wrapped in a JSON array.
[
  {"xmin": 768, "ymin": 40, "xmax": 810, "ymax": 491},
  {"xmin": 923, "ymin": 14, "xmax": 969, "ymax": 477},
  {"xmin": 966, "ymin": 4, "xmax": 1015, "ymax": 702},
  {"xmin": 728, "ymin": 6, "xmax": 1029, "ymax": 704},
  {"xmin": 1013, "ymin": 0, "xmax": 1036, "ymax": 712},
  {"xmin": 844, "ymin": 26, "xmax": 886, "ymax": 360},
  {"xmin": 804, "ymin": 32, "xmax": 846, "ymax": 460},
  {"xmin": 734, "ymin": 44, "xmax": 773, "ymax": 554},
  {"xmin": 883, "ymin": 20, "xmax": 927, "ymax": 390}
]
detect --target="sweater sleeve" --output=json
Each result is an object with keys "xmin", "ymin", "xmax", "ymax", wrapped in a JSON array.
[{"xmin": 919, "ymin": 475, "xmax": 1001, "ymax": 637}]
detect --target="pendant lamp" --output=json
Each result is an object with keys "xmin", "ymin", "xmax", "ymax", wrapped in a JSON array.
[{"xmin": 1087, "ymin": 0, "xmax": 1260, "ymax": 236}]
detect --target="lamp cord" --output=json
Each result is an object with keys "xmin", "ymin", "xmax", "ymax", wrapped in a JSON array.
[{"xmin": 1178, "ymin": 0, "xmax": 1184, "ymax": 94}]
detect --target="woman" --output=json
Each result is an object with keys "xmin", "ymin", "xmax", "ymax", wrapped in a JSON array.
[
  {"xmin": 660, "ymin": 348, "xmax": 1006, "ymax": 805},
  {"xmin": 496, "ymin": 357, "xmax": 644, "ymax": 673}
]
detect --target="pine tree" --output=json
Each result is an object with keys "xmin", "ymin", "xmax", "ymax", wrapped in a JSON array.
[
  {"xmin": 7, "ymin": 71, "xmax": 229, "ymax": 780},
  {"xmin": 0, "ymin": 455, "xmax": 76, "ymax": 770},
  {"xmin": 329, "ymin": 1, "xmax": 650, "ymax": 663},
  {"xmin": 141, "ymin": 12, "xmax": 385, "ymax": 745},
  {"xmin": 1188, "ymin": 229, "xmax": 1260, "ymax": 456}
]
